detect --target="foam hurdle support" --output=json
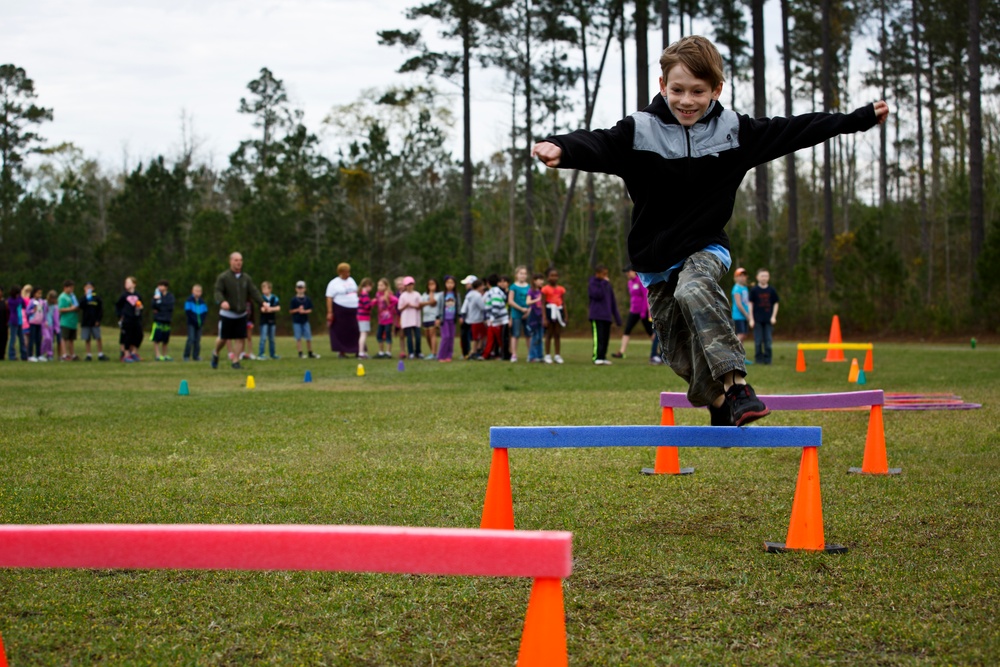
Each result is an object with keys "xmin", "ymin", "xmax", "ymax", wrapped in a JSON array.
[
  {"xmin": 0, "ymin": 524, "xmax": 572, "ymax": 666},
  {"xmin": 654, "ymin": 391, "xmax": 897, "ymax": 475}
]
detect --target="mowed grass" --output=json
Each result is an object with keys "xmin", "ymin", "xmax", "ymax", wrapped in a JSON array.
[{"xmin": 0, "ymin": 339, "xmax": 998, "ymax": 666}]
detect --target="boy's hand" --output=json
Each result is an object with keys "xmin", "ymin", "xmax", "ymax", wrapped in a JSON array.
[
  {"xmin": 874, "ymin": 100, "xmax": 890, "ymax": 125},
  {"xmin": 531, "ymin": 141, "xmax": 562, "ymax": 168},
  {"xmin": 770, "ymin": 316, "xmax": 777, "ymax": 325}
]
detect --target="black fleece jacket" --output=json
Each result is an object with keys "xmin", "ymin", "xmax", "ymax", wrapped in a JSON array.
[{"xmin": 544, "ymin": 95, "xmax": 878, "ymax": 273}]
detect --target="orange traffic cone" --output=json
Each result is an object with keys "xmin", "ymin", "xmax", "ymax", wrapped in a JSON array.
[
  {"xmin": 516, "ymin": 577, "xmax": 568, "ymax": 667},
  {"xmin": 849, "ymin": 405, "xmax": 902, "ymax": 475},
  {"xmin": 0, "ymin": 631, "xmax": 8, "ymax": 667},
  {"xmin": 796, "ymin": 348, "xmax": 806, "ymax": 372},
  {"xmin": 823, "ymin": 315, "xmax": 846, "ymax": 362},
  {"xmin": 480, "ymin": 448, "xmax": 515, "ymax": 529},
  {"xmin": 863, "ymin": 347, "xmax": 874, "ymax": 373},
  {"xmin": 642, "ymin": 407, "xmax": 694, "ymax": 475},
  {"xmin": 766, "ymin": 447, "xmax": 847, "ymax": 553},
  {"xmin": 848, "ymin": 358, "xmax": 860, "ymax": 383}
]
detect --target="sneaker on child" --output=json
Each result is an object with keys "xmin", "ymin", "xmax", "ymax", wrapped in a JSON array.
[{"xmin": 725, "ymin": 383, "xmax": 770, "ymax": 427}]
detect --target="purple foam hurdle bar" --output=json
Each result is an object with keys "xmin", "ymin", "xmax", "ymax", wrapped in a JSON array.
[{"xmin": 659, "ymin": 390, "xmax": 884, "ymax": 411}]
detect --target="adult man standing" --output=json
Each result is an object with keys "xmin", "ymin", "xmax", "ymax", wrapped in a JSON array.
[{"xmin": 211, "ymin": 252, "xmax": 263, "ymax": 370}]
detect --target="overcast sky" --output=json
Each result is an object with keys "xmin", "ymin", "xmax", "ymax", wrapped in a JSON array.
[{"xmin": 6, "ymin": 0, "xmax": 863, "ymax": 174}]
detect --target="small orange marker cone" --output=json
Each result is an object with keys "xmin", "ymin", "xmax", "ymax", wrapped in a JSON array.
[
  {"xmin": 796, "ymin": 348, "xmax": 806, "ymax": 372},
  {"xmin": 766, "ymin": 447, "xmax": 847, "ymax": 553},
  {"xmin": 850, "ymin": 405, "xmax": 901, "ymax": 475},
  {"xmin": 516, "ymin": 577, "xmax": 568, "ymax": 667},
  {"xmin": 642, "ymin": 407, "xmax": 694, "ymax": 475},
  {"xmin": 0, "ymin": 631, "xmax": 8, "ymax": 667},
  {"xmin": 847, "ymin": 358, "xmax": 860, "ymax": 383},
  {"xmin": 480, "ymin": 448, "xmax": 515, "ymax": 529},
  {"xmin": 823, "ymin": 315, "xmax": 846, "ymax": 362},
  {"xmin": 863, "ymin": 347, "xmax": 874, "ymax": 373}
]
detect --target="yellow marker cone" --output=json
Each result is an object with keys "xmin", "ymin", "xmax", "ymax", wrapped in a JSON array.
[
  {"xmin": 246, "ymin": 375, "xmax": 256, "ymax": 389},
  {"xmin": 357, "ymin": 363, "xmax": 365, "ymax": 377},
  {"xmin": 847, "ymin": 358, "xmax": 860, "ymax": 383}
]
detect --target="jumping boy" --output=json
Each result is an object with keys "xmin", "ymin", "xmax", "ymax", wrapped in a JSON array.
[{"xmin": 532, "ymin": 35, "xmax": 889, "ymax": 425}]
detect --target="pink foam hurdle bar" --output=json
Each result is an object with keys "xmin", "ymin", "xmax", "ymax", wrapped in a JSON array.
[
  {"xmin": 0, "ymin": 524, "xmax": 573, "ymax": 579},
  {"xmin": 660, "ymin": 390, "xmax": 884, "ymax": 411}
]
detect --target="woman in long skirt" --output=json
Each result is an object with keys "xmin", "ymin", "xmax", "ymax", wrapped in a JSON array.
[{"xmin": 325, "ymin": 263, "xmax": 359, "ymax": 357}]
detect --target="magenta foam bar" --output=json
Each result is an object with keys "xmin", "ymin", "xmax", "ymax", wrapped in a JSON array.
[
  {"xmin": 490, "ymin": 425, "xmax": 820, "ymax": 449},
  {"xmin": 0, "ymin": 524, "xmax": 573, "ymax": 579},
  {"xmin": 659, "ymin": 390, "xmax": 884, "ymax": 410}
]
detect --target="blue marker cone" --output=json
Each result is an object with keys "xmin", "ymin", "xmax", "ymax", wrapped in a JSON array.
[
  {"xmin": 304, "ymin": 370, "xmax": 312, "ymax": 383},
  {"xmin": 857, "ymin": 369, "xmax": 867, "ymax": 385},
  {"xmin": 178, "ymin": 380, "xmax": 190, "ymax": 396},
  {"xmin": 397, "ymin": 359, "xmax": 405, "ymax": 372}
]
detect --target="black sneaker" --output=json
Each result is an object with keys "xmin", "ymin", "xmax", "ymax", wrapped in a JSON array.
[
  {"xmin": 708, "ymin": 402, "xmax": 734, "ymax": 426},
  {"xmin": 725, "ymin": 383, "xmax": 770, "ymax": 426},
  {"xmin": 611, "ymin": 352, "xmax": 624, "ymax": 359},
  {"xmin": 211, "ymin": 354, "xmax": 219, "ymax": 369},
  {"xmin": 231, "ymin": 361, "xmax": 242, "ymax": 370}
]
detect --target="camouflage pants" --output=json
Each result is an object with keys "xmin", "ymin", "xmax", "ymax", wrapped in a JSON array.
[{"xmin": 647, "ymin": 251, "xmax": 746, "ymax": 407}]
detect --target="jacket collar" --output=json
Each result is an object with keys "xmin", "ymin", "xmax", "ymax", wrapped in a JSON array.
[{"xmin": 643, "ymin": 94, "xmax": 725, "ymax": 126}]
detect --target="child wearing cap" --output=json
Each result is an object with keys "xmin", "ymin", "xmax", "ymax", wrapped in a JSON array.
[
  {"xmin": 290, "ymin": 281, "xmax": 319, "ymax": 359},
  {"xmin": 397, "ymin": 276, "xmax": 423, "ymax": 359},
  {"xmin": 458, "ymin": 275, "xmax": 477, "ymax": 358}
]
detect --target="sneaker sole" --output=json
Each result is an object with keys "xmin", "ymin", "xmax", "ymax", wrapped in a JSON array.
[{"xmin": 734, "ymin": 408, "xmax": 771, "ymax": 427}]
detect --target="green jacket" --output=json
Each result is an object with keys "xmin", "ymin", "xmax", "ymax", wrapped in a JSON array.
[{"xmin": 214, "ymin": 270, "xmax": 263, "ymax": 315}]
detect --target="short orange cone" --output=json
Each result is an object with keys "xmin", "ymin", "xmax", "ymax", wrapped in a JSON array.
[
  {"xmin": 848, "ymin": 358, "xmax": 860, "ymax": 383},
  {"xmin": 516, "ymin": 577, "xmax": 568, "ymax": 667},
  {"xmin": 480, "ymin": 448, "xmax": 515, "ymax": 529},
  {"xmin": 863, "ymin": 347, "xmax": 874, "ymax": 373},
  {"xmin": 850, "ymin": 405, "xmax": 902, "ymax": 475},
  {"xmin": 0, "ymin": 631, "xmax": 8, "ymax": 667},
  {"xmin": 823, "ymin": 315, "xmax": 846, "ymax": 362},
  {"xmin": 766, "ymin": 447, "xmax": 847, "ymax": 553},
  {"xmin": 642, "ymin": 407, "xmax": 694, "ymax": 475},
  {"xmin": 796, "ymin": 348, "xmax": 806, "ymax": 372}
]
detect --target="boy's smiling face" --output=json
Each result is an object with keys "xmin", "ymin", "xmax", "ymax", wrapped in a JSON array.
[{"xmin": 659, "ymin": 64, "xmax": 722, "ymax": 127}]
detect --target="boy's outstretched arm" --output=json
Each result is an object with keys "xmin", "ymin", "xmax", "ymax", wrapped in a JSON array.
[{"xmin": 746, "ymin": 100, "xmax": 892, "ymax": 168}]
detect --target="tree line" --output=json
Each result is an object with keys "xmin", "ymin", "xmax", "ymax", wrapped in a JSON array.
[{"xmin": 2, "ymin": 0, "xmax": 999, "ymax": 336}]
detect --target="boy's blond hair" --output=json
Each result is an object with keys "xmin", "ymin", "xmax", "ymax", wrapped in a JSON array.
[
  {"xmin": 261, "ymin": 280, "xmax": 272, "ymax": 290},
  {"xmin": 659, "ymin": 36, "xmax": 725, "ymax": 90}
]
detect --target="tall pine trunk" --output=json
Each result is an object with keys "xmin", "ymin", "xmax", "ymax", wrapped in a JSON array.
[
  {"xmin": 461, "ymin": 16, "xmax": 475, "ymax": 268},
  {"xmin": 969, "ymin": 0, "xmax": 984, "ymax": 283},
  {"xmin": 635, "ymin": 0, "xmax": 650, "ymax": 110},
  {"xmin": 523, "ymin": 0, "xmax": 536, "ymax": 269},
  {"xmin": 912, "ymin": 1, "xmax": 929, "ymax": 303},
  {"xmin": 821, "ymin": 0, "xmax": 835, "ymax": 289},
  {"xmin": 752, "ymin": 0, "xmax": 769, "ymax": 247},
  {"xmin": 660, "ymin": 0, "xmax": 670, "ymax": 48},
  {"xmin": 781, "ymin": 0, "xmax": 799, "ymax": 269}
]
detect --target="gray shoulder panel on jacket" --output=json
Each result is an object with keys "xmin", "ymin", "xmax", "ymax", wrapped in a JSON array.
[{"xmin": 630, "ymin": 109, "xmax": 741, "ymax": 159}]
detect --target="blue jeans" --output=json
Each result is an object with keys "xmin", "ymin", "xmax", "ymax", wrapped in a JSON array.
[
  {"xmin": 404, "ymin": 326, "xmax": 421, "ymax": 356},
  {"xmin": 528, "ymin": 319, "xmax": 544, "ymax": 360},
  {"xmin": 8, "ymin": 327, "xmax": 27, "ymax": 360},
  {"xmin": 184, "ymin": 324, "xmax": 202, "ymax": 360},
  {"xmin": 28, "ymin": 324, "xmax": 42, "ymax": 358},
  {"xmin": 258, "ymin": 322, "xmax": 276, "ymax": 358},
  {"xmin": 754, "ymin": 320, "xmax": 773, "ymax": 364}
]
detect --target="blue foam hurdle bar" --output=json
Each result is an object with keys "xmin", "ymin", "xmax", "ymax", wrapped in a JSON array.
[{"xmin": 490, "ymin": 426, "xmax": 821, "ymax": 449}]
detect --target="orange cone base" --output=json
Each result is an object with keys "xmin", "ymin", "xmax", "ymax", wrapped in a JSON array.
[
  {"xmin": 641, "ymin": 466, "xmax": 695, "ymax": 475},
  {"xmin": 848, "ymin": 466, "xmax": 902, "ymax": 475},
  {"xmin": 516, "ymin": 578, "xmax": 568, "ymax": 667},
  {"xmin": 765, "ymin": 541, "xmax": 848, "ymax": 554},
  {"xmin": 641, "ymin": 445, "xmax": 694, "ymax": 475}
]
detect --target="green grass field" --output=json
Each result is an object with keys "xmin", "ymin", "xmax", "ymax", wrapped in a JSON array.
[{"xmin": 1, "ymin": 339, "xmax": 998, "ymax": 665}]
